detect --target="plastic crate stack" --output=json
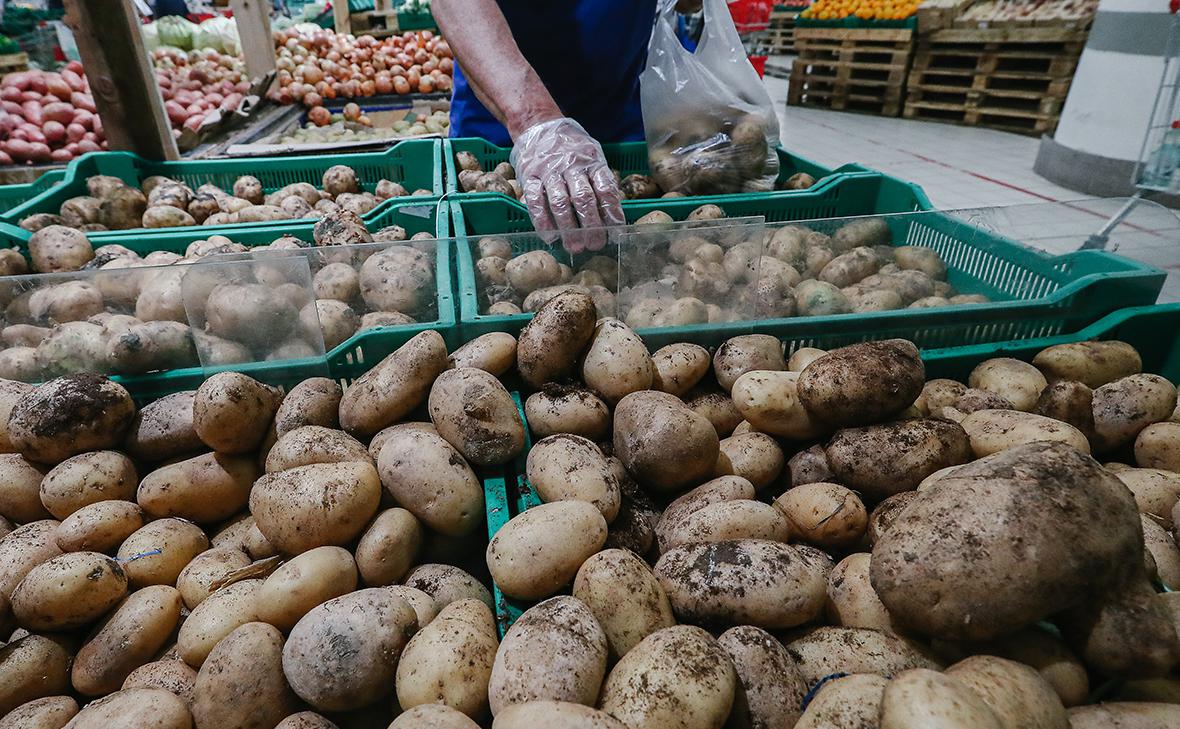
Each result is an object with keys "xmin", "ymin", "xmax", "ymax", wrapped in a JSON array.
[{"xmin": 728, "ymin": 0, "xmax": 775, "ymax": 76}]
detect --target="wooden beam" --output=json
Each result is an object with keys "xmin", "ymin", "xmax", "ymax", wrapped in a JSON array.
[
  {"xmin": 230, "ymin": 0, "xmax": 276, "ymax": 86},
  {"xmin": 63, "ymin": 0, "xmax": 178, "ymax": 160},
  {"xmin": 333, "ymin": 0, "xmax": 352, "ymax": 35}
]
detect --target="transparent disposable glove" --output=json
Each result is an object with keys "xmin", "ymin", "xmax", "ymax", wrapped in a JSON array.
[{"xmin": 510, "ymin": 117, "xmax": 625, "ymax": 252}]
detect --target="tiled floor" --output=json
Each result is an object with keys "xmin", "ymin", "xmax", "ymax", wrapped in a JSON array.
[{"xmin": 763, "ymin": 70, "xmax": 1180, "ymax": 303}]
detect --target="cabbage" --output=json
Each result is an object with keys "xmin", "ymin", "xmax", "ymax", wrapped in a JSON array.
[
  {"xmin": 141, "ymin": 21, "xmax": 160, "ymax": 52},
  {"xmin": 194, "ymin": 16, "xmax": 240, "ymax": 55},
  {"xmin": 155, "ymin": 16, "xmax": 197, "ymax": 51}
]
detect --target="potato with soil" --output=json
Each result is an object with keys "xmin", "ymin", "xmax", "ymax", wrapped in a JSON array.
[
  {"xmin": 404, "ymin": 563, "xmax": 494, "ymax": 612},
  {"xmin": 63, "ymin": 688, "xmax": 191, "ymax": 729},
  {"xmin": 826, "ymin": 552, "xmax": 897, "ymax": 633},
  {"xmin": 572, "ymin": 549, "xmax": 675, "ymax": 660},
  {"xmin": 355, "ymin": 509, "xmax": 423, "ymax": 587},
  {"xmin": 959, "ymin": 409, "xmax": 1090, "ymax": 457},
  {"xmin": 774, "ymin": 483, "xmax": 868, "ymax": 550},
  {"xmin": 175, "ymin": 578, "xmax": 262, "ymax": 668},
  {"xmin": 121, "ymin": 660, "xmax": 197, "ymax": 705},
  {"xmin": 282, "ymin": 588, "xmax": 418, "ymax": 711},
  {"xmin": 256, "ymin": 546, "xmax": 358, "ymax": 631},
  {"xmin": 715, "ymin": 432, "xmax": 784, "ymax": 490},
  {"xmin": 191, "ymin": 622, "xmax": 301, "ymax": 729},
  {"xmin": 377, "ymin": 428, "xmax": 484, "ymax": 537},
  {"xmin": 527, "ymin": 435, "xmax": 621, "ymax": 521},
  {"xmin": 8, "ymin": 374, "xmax": 135, "ymax": 464},
  {"xmin": 662, "ymin": 499, "xmax": 791, "ymax": 550},
  {"xmin": 339, "ymin": 330, "xmax": 448, "ymax": 437},
  {"xmin": 487, "ymin": 501, "xmax": 608, "ymax": 601},
  {"xmin": 797, "ymin": 339, "xmax": 924, "ymax": 428},
  {"xmin": 493, "ymin": 702, "xmax": 625, "ymax": 728},
  {"xmin": 0, "ymin": 634, "xmax": 73, "ymax": 717},
  {"xmin": 655, "ymin": 539, "xmax": 830, "ymax": 628},
  {"xmin": 581, "ymin": 318, "xmax": 653, "ymax": 404},
  {"xmin": 192, "ymin": 372, "xmax": 281, "ymax": 454},
  {"xmin": 265, "ymin": 426, "xmax": 370, "ymax": 473},
  {"xmin": 28, "ymin": 225, "xmax": 93, "ymax": 273},
  {"xmin": 250, "ymin": 461, "xmax": 381, "ymax": 554},
  {"xmin": 71, "ymin": 584, "xmax": 183, "ymax": 696},
  {"xmin": 489, "ymin": 597, "xmax": 608, "ymax": 715},
  {"xmin": 1092, "ymin": 373, "xmax": 1177, "ymax": 451},
  {"xmin": 825, "ymin": 418, "xmax": 973, "ymax": 500},
  {"xmin": 613, "ymin": 390, "xmax": 720, "ymax": 493},
  {"xmin": 786, "ymin": 627, "xmax": 941, "ymax": 687},
  {"xmin": 730, "ymin": 370, "xmax": 822, "ymax": 440},
  {"xmin": 0, "ymin": 696, "xmax": 78, "ymax": 729},
  {"xmin": 0, "ymin": 520, "xmax": 63, "ymax": 598},
  {"xmin": 945, "ymin": 655, "xmax": 1070, "ymax": 729},
  {"xmin": 524, "ymin": 387, "xmax": 611, "ymax": 441},
  {"xmin": 204, "ymin": 283, "xmax": 299, "ymax": 349},
  {"xmin": 0, "ymin": 454, "xmax": 48, "ymax": 523},
  {"xmin": 718, "ymin": 625, "xmax": 808, "ymax": 729},
  {"xmin": 175, "ymin": 547, "xmax": 252, "ymax": 608},
  {"xmin": 795, "ymin": 673, "xmax": 888, "ymax": 729},
  {"xmin": 428, "ymin": 367, "xmax": 525, "ymax": 466},
  {"xmin": 359, "ymin": 245, "xmax": 435, "ymax": 316},
  {"xmin": 1033, "ymin": 340, "xmax": 1142, "ymax": 388},
  {"xmin": 274, "ymin": 378, "xmax": 341, "ymax": 437},
  {"xmin": 880, "ymin": 668, "xmax": 1004, "ymax": 729},
  {"xmin": 516, "ymin": 291, "xmax": 598, "ymax": 388},
  {"xmin": 137, "ymin": 451, "xmax": 257, "ymax": 524},
  {"xmin": 56, "ymin": 500, "xmax": 144, "ymax": 553},
  {"xmin": 397, "ymin": 599, "xmax": 498, "ymax": 719},
  {"xmin": 116, "ymin": 517, "xmax": 208, "ymax": 588},
  {"xmin": 655, "ymin": 475, "xmax": 756, "ymax": 552},
  {"xmin": 969, "ymin": 357, "xmax": 1049, "ymax": 412},
  {"xmin": 650, "ymin": 343, "xmax": 711, "ymax": 397},
  {"xmin": 123, "ymin": 391, "xmax": 202, "ymax": 462},
  {"xmin": 598, "ymin": 626, "xmax": 735, "ymax": 729},
  {"xmin": 871, "ymin": 442, "xmax": 1147, "ymax": 643},
  {"xmin": 713, "ymin": 335, "xmax": 786, "ymax": 393},
  {"xmin": 10, "ymin": 551, "xmax": 126, "ymax": 630},
  {"xmin": 449, "ymin": 332, "xmax": 517, "ymax": 377},
  {"xmin": 1114, "ymin": 467, "xmax": 1180, "ymax": 528}
]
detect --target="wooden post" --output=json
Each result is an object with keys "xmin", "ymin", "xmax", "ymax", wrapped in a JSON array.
[
  {"xmin": 230, "ymin": 0, "xmax": 276, "ymax": 85},
  {"xmin": 333, "ymin": 0, "xmax": 352, "ymax": 35},
  {"xmin": 63, "ymin": 0, "xmax": 178, "ymax": 160}
]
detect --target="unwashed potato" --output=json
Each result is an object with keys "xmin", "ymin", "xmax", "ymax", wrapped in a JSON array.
[
  {"xmin": 824, "ymin": 418, "xmax": 972, "ymax": 500},
  {"xmin": 0, "ymin": 696, "xmax": 78, "ymax": 729},
  {"xmin": 1067, "ymin": 702, "xmax": 1180, "ymax": 728},
  {"xmin": 718, "ymin": 625, "xmax": 808, "ymax": 729},
  {"xmin": 449, "ymin": 332, "xmax": 518, "ymax": 376},
  {"xmin": 193, "ymin": 372, "xmax": 282, "ymax": 454},
  {"xmin": 651, "ymin": 343, "xmax": 711, "ymax": 397},
  {"xmin": 391, "ymin": 705, "xmax": 479, "ymax": 728},
  {"xmin": 731, "ymin": 370, "xmax": 821, "ymax": 440},
  {"xmin": 61, "ymin": 688, "xmax": 191, "ymax": 729},
  {"xmin": 175, "ymin": 547, "xmax": 251, "ymax": 609},
  {"xmin": 396, "ymin": 599, "xmax": 498, "ymax": 719},
  {"xmin": 487, "ymin": 501, "xmax": 607, "ymax": 601},
  {"xmin": 715, "ymin": 432, "xmax": 784, "ymax": 490},
  {"xmin": 403, "ymin": 563, "xmax": 494, "ymax": 612},
  {"xmin": 655, "ymin": 539, "xmax": 829, "ymax": 628},
  {"xmin": 1033, "ymin": 340, "xmax": 1142, "ymax": 388},
  {"xmin": 515, "ymin": 291, "xmax": 597, "ymax": 388},
  {"xmin": 339, "ymin": 330, "xmax": 448, "ymax": 437},
  {"xmin": 786, "ymin": 627, "xmax": 942, "ymax": 687},
  {"xmin": 282, "ymin": 588, "xmax": 418, "ymax": 712},
  {"xmin": 377, "ymin": 429, "xmax": 483, "ymax": 537},
  {"xmin": 944, "ymin": 655, "xmax": 1070, "ymax": 729},
  {"xmin": 116, "ymin": 518, "xmax": 210, "ymax": 589},
  {"xmin": 959, "ymin": 409, "xmax": 1090, "ymax": 457},
  {"xmin": 598, "ymin": 626, "xmax": 735, "ymax": 729},
  {"xmin": 8, "ymin": 374, "xmax": 136, "ymax": 464},
  {"xmin": 71, "ymin": 585, "xmax": 183, "ymax": 697},
  {"xmin": 191, "ymin": 622, "xmax": 301, "ymax": 729},
  {"xmin": 0, "ymin": 454, "xmax": 49, "ymax": 523},
  {"xmin": 826, "ymin": 552, "xmax": 897, "ymax": 633},
  {"xmin": 775, "ymin": 483, "xmax": 867, "ymax": 550},
  {"xmin": 119, "ymin": 391, "xmax": 200, "ymax": 462},
  {"xmin": 572, "ymin": 549, "xmax": 675, "ymax": 660},
  {"xmin": 56, "ymin": 500, "xmax": 144, "ymax": 553},
  {"xmin": 969, "ymin": 357, "xmax": 1048, "ymax": 412},
  {"xmin": 138, "ymin": 452, "xmax": 258, "ymax": 524},
  {"xmin": 524, "ymin": 387, "xmax": 610, "ymax": 442},
  {"xmin": 795, "ymin": 673, "xmax": 887, "ymax": 729},
  {"xmin": 428, "ymin": 367, "xmax": 525, "ymax": 466},
  {"xmin": 176, "ymin": 578, "xmax": 262, "ymax": 667},
  {"xmin": 797, "ymin": 339, "xmax": 924, "ymax": 428},
  {"xmin": 256, "ymin": 546, "xmax": 358, "ymax": 631},
  {"xmin": 250, "ymin": 461, "xmax": 381, "ymax": 554},
  {"xmin": 10, "ymin": 551, "xmax": 128, "ymax": 630},
  {"xmin": 1136, "ymin": 421, "xmax": 1180, "ymax": 473},
  {"xmin": 655, "ymin": 475, "xmax": 756, "ymax": 553},
  {"xmin": 0, "ymin": 519, "xmax": 62, "ymax": 599},
  {"xmin": 713, "ymin": 335, "xmax": 786, "ymax": 393},
  {"xmin": 1092, "ymin": 374, "xmax": 1176, "ymax": 451},
  {"xmin": 121, "ymin": 660, "xmax": 197, "ymax": 706},
  {"xmin": 880, "ymin": 668, "xmax": 1003, "ymax": 729},
  {"xmin": 582, "ymin": 319, "xmax": 653, "ymax": 404},
  {"xmin": 526, "ymin": 435, "xmax": 621, "ymax": 522},
  {"xmin": 662, "ymin": 499, "xmax": 790, "ymax": 550},
  {"xmin": 492, "ymin": 702, "xmax": 625, "ymax": 729},
  {"xmin": 613, "ymin": 390, "xmax": 720, "ymax": 493}
]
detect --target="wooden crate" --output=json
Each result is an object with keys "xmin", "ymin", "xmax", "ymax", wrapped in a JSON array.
[
  {"xmin": 766, "ymin": 10, "xmax": 799, "ymax": 55},
  {"xmin": 0, "ymin": 53, "xmax": 29, "ymax": 76},
  {"xmin": 903, "ymin": 26, "xmax": 1086, "ymax": 135},
  {"xmin": 788, "ymin": 28, "xmax": 914, "ymax": 117}
]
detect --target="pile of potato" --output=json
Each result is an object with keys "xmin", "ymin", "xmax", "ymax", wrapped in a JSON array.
[
  {"xmin": 482, "ymin": 290, "xmax": 1180, "ymax": 727},
  {"xmin": 0, "ymin": 208, "xmax": 439, "ymax": 382},
  {"xmin": 475, "ymin": 207, "xmax": 991, "ymax": 325},
  {"xmin": 17, "ymin": 165, "xmax": 433, "ymax": 233},
  {"xmin": 453, "ymin": 150, "xmax": 817, "ymax": 203}
]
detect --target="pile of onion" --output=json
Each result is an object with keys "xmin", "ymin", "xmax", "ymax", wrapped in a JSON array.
[
  {"xmin": 154, "ymin": 47, "xmax": 251, "ymax": 139},
  {"xmin": 0, "ymin": 62, "xmax": 104, "ymax": 165},
  {"xmin": 269, "ymin": 28, "xmax": 453, "ymax": 110}
]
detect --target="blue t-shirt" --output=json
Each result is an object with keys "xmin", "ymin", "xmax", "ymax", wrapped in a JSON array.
[{"xmin": 450, "ymin": 0, "xmax": 657, "ymax": 145}]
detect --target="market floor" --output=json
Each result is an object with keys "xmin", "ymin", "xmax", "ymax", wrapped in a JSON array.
[{"xmin": 763, "ymin": 71, "xmax": 1180, "ymax": 304}]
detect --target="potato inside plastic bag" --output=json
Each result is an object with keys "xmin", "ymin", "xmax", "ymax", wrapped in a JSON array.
[{"xmin": 640, "ymin": 0, "xmax": 782, "ymax": 196}]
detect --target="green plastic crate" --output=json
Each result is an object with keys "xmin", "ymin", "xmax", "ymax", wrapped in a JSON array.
[
  {"xmin": 923, "ymin": 303, "xmax": 1180, "ymax": 383},
  {"xmin": 451, "ymin": 177, "xmax": 973, "ymax": 341},
  {"xmin": 397, "ymin": 9, "xmax": 437, "ymax": 30},
  {"xmin": 0, "ymin": 169, "xmax": 66, "ymax": 215},
  {"xmin": 443, "ymin": 138, "xmax": 854, "ymax": 203},
  {"xmin": 1, "ymin": 140, "xmax": 444, "ymax": 240},
  {"xmin": 0, "ymin": 198, "xmax": 458, "ymax": 403}
]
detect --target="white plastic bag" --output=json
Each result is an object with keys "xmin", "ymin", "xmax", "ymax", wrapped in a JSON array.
[{"xmin": 640, "ymin": 0, "xmax": 781, "ymax": 195}]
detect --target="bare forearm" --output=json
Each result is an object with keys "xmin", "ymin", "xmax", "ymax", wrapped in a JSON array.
[{"xmin": 432, "ymin": 0, "xmax": 562, "ymax": 138}]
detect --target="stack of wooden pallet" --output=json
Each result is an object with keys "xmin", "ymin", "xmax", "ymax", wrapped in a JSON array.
[
  {"xmin": 903, "ymin": 26, "xmax": 1087, "ymax": 135},
  {"xmin": 0, "ymin": 52, "xmax": 28, "ymax": 76},
  {"xmin": 766, "ymin": 5, "xmax": 803, "ymax": 55},
  {"xmin": 787, "ymin": 27, "xmax": 914, "ymax": 117}
]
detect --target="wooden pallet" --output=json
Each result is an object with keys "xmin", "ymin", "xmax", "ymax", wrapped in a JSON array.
[
  {"xmin": 0, "ymin": 53, "xmax": 29, "ymax": 76},
  {"xmin": 766, "ymin": 10, "xmax": 799, "ymax": 54},
  {"xmin": 903, "ymin": 98, "xmax": 1061, "ymax": 135},
  {"xmin": 788, "ymin": 28, "xmax": 913, "ymax": 117}
]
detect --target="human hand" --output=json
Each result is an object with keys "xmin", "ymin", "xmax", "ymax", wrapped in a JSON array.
[{"xmin": 510, "ymin": 117, "xmax": 625, "ymax": 252}]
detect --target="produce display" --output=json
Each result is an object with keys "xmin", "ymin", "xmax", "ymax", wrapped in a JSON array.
[
  {"xmin": 475, "ymin": 208, "xmax": 990, "ymax": 323},
  {"xmin": 270, "ymin": 27, "xmax": 454, "ymax": 109},
  {"xmin": 801, "ymin": 0, "xmax": 921, "ymax": 20},
  {"xmin": 0, "ymin": 63, "xmax": 104, "ymax": 166},
  {"xmin": 960, "ymin": 0, "xmax": 1099, "ymax": 23},
  {"xmin": 17, "ymin": 164, "xmax": 430, "ymax": 233},
  {"xmin": 152, "ymin": 47, "xmax": 253, "ymax": 139},
  {"xmin": 0, "ymin": 295, "xmax": 1177, "ymax": 726},
  {"xmin": 142, "ymin": 16, "xmax": 242, "ymax": 55},
  {"xmin": 454, "ymin": 151, "xmax": 817, "ymax": 202},
  {"xmin": 279, "ymin": 107, "xmax": 450, "ymax": 146},
  {"xmin": 0, "ymin": 206, "xmax": 440, "ymax": 381}
]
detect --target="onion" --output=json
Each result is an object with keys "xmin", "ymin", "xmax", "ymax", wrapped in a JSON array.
[{"xmin": 308, "ymin": 106, "xmax": 331, "ymax": 126}]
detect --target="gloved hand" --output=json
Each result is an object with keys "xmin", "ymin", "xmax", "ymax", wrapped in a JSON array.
[{"xmin": 510, "ymin": 117, "xmax": 625, "ymax": 252}]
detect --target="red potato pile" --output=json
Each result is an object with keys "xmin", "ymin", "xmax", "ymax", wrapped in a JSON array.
[
  {"xmin": 152, "ymin": 47, "xmax": 251, "ymax": 139},
  {"xmin": 269, "ymin": 28, "xmax": 453, "ymax": 114},
  {"xmin": 0, "ymin": 63, "xmax": 105, "ymax": 166}
]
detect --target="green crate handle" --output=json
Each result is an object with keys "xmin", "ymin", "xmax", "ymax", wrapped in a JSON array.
[
  {"xmin": 0, "ymin": 169, "xmax": 67, "ymax": 215},
  {"xmin": 1, "ymin": 140, "xmax": 444, "ymax": 241}
]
